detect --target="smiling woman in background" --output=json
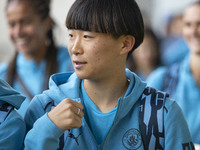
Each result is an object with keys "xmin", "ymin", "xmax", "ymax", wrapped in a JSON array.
[
  {"xmin": 0, "ymin": 0, "xmax": 73, "ymax": 117},
  {"xmin": 147, "ymin": 1, "xmax": 200, "ymax": 146}
]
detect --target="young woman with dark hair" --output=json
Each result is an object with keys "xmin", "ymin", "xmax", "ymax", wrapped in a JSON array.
[{"xmin": 24, "ymin": 0, "xmax": 193, "ymax": 149}]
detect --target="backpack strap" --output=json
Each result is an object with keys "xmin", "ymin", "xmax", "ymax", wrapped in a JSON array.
[
  {"xmin": 0, "ymin": 103, "xmax": 14, "ymax": 124},
  {"xmin": 163, "ymin": 63, "xmax": 180, "ymax": 97},
  {"xmin": 139, "ymin": 87, "xmax": 169, "ymax": 150}
]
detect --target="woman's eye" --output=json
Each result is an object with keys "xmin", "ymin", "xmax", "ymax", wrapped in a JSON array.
[
  {"xmin": 184, "ymin": 22, "xmax": 191, "ymax": 27},
  {"xmin": 22, "ymin": 19, "xmax": 31, "ymax": 25},
  {"xmin": 8, "ymin": 22, "xmax": 15, "ymax": 28},
  {"xmin": 84, "ymin": 35, "xmax": 92, "ymax": 38},
  {"xmin": 68, "ymin": 34, "xmax": 73, "ymax": 38}
]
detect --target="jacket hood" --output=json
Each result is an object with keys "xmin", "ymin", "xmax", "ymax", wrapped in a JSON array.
[
  {"xmin": 45, "ymin": 69, "xmax": 147, "ymax": 110},
  {"xmin": 45, "ymin": 72, "xmax": 81, "ymax": 104},
  {"xmin": 0, "ymin": 80, "xmax": 26, "ymax": 109}
]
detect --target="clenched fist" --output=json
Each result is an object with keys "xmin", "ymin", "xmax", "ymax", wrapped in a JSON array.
[{"xmin": 48, "ymin": 98, "xmax": 84, "ymax": 131}]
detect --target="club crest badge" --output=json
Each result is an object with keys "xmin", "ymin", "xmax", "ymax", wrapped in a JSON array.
[{"xmin": 122, "ymin": 128, "xmax": 142, "ymax": 149}]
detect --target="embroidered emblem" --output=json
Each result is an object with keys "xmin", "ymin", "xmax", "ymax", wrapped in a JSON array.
[
  {"xmin": 68, "ymin": 132, "xmax": 82, "ymax": 146},
  {"xmin": 122, "ymin": 128, "xmax": 142, "ymax": 150}
]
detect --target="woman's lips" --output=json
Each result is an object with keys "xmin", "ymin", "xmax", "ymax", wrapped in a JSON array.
[{"xmin": 73, "ymin": 61, "xmax": 87, "ymax": 69}]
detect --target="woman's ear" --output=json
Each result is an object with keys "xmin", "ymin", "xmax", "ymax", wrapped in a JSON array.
[{"xmin": 120, "ymin": 35, "xmax": 135, "ymax": 55}]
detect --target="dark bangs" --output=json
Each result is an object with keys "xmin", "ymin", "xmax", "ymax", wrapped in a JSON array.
[{"xmin": 66, "ymin": 0, "xmax": 131, "ymax": 38}]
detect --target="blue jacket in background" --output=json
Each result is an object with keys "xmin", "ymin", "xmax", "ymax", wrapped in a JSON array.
[
  {"xmin": 0, "ymin": 79, "xmax": 26, "ymax": 150},
  {"xmin": 161, "ymin": 37, "xmax": 189, "ymax": 66},
  {"xmin": 147, "ymin": 55, "xmax": 200, "ymax": 144},
  {"xmin": 24, "ymin": 69, "xmax": 193, "ymax": 150},
  {"xmin": 0, "ymin": 46, "xmax": 73, "ymax": 117}
]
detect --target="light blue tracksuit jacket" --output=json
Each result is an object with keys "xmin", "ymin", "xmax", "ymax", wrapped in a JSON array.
[
  {"xmin": 24, "ymin": 69, "xmax": 193, "ymax": 150},
  {"xmin": 0, "ymin": 79, "xmax": 26, "ymax": 150}
]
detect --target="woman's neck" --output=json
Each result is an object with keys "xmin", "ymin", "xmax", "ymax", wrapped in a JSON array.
[{"xmin": 83, "ymin": 72, "xmax": 129, "ymax": 113}]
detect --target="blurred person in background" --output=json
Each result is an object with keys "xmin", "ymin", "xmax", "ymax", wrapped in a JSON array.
[
  {"xmin": 147, "ymin": 1, "xmax": 200, "ymax": 146},
  {"xmin": 160, "ymin": 14, "xmax": 189, "ymax": 66},
  {"xmin": 0, "ymin": 0, "xmax": 73, "ymax": 117},
  {"xmin": 127, "ymin": 28, "xmax": 161, "ymax": 80},
  {"xmin": 161, "ymin": 14, "xmax": 183, "ymax": 51},
  {"xmin": 0, "ymin": 79, "xmax": 25, "ymax": 150}
]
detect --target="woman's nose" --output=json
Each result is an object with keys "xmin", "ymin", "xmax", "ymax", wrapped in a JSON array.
[
  {"xmin": 14, "ymin": 24, "xmax": 23, "ymax": 36},
  {"xmin": 70, "ymin": 38, "xmax": 83, "ymax": 55}
]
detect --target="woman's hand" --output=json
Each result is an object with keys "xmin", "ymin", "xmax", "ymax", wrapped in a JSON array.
[{"xmin": 48, "ymin": 98, "xmax": 84, "ymax": 131}]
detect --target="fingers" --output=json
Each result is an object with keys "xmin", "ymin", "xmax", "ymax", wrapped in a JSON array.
[
  {"xmin": 73, "ymin": 101, "xmax": 84, "ymax": 118},
  {"xmin": 65, "ymin": 99, "xmax": 84, "ymax": 117},
  {"xmin": 73, "ymin": 101, "xmax": 84, "ymax": 110},
  {"xmin": 48, "ymin": 98, "xmax": 84, "ymax": 131},
  {"xmin": 73, "ymin": 111, "xmax": 83, "ymax": 126}
]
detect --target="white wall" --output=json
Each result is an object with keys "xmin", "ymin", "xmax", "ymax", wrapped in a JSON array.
[
  {"xmin": 50, "ymin": 0, "xmax": 75, "ymax": 46},
  {"xmin": 0, "ymin": 0, "xmax": 14, "ymax": 62},
  {"xmin": 151, "ymin": 0, "xmax": 197, "ymax": 37}
]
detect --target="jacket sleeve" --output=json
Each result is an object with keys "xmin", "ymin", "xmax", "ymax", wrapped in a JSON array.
[
  {"xmin": 0, "ymin": 110, "xmax": 26, "ymax": 150},
  {"xmin": 164, "ymin": 98, "xmax": 194, "ymax": 150},
  {"xmin": 24, "ymin": 95, "xmax": 64, "ymax": 150}
]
